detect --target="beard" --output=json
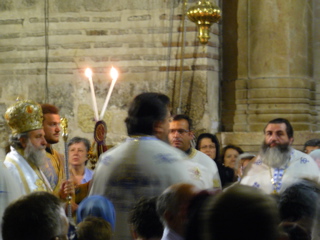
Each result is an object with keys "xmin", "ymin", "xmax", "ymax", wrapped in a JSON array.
[
  {"xmin": 260, "ymin": 141, "xmax": 292, "ymax": 168},
  {"xmin": 24, "ymin": 139, "xmax": 46, "ymax": 167}
]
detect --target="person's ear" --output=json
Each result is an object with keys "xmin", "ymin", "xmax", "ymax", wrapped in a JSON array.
[
  {"xmin": 189, "ymin": 131, "xmax": 195, "ymax": 140},
  {"xmin": 19, "ymin": 137, "xmax": 27, "ymax": 148},
  {"xmin": 164, "ymin": 209, "xmax": 174, "ymax": 223},
  {"xmin": 153, "ymin": 120, "xmax": 164, "ymax": 136},
  {"xmin": 289, "ymin": 137, "xmax": 294, "ymax": 145}
]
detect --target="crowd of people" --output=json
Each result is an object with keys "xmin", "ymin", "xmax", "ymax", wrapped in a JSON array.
[{"xmin": 1, "ymin": 92, "xmax": 320, "ymax": 240}]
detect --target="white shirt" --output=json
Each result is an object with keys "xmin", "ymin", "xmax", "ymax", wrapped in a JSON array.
[
  {"xmin": 161, "ymin": 227, "xmax": 184, "ymax": 240},
  {"xmin": 240, "ymin": 149, "xmax": 320, "ymax": 194},
  {"xmin": 89, "ymin": 136, "xmax": 205, "ymax": 240},
  {"xmin": 187, "ymin": 148, "xmax": 221, "ymax": 189}
]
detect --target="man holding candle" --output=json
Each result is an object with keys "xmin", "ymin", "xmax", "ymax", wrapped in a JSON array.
[{"xmin": 90, "ymin": 92, "xmax": 206, "ymax": 240}]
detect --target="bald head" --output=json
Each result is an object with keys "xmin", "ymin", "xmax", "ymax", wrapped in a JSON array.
[{"xmin": 157, "ymin": 183, "xmax": 199, "ymax": 236}]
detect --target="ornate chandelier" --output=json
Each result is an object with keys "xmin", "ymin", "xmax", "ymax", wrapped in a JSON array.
[{"xmin": 187, "ymin": 0, "xmax": 221, "ymax": 45}]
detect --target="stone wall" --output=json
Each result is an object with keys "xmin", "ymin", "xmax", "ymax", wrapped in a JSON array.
[
  {"xmin": 315, "ymin": 0, "xmax": 320, "ymax": 123},
  {"xmin": 0, "ymin": 0, "xmax": 221, "ymax": 158},
  {"xmin": 219, "ymin": 0, "xmax": 320, "ymax": 152}
]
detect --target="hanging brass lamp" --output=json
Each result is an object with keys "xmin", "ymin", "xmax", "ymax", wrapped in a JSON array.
[{"xmin": 187, "ymin": 1, "xmax": 221, "ymax": 45}]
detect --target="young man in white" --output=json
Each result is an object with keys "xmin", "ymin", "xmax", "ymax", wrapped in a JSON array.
[{"xmin": 169, "ymin": 114, "xmax": 221, "ymax": 189}]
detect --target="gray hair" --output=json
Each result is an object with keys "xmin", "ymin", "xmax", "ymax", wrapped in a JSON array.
[
  {"xmin": 9, "ymin": 132, "xmax": 29, "ymax": 149},
  {"xmin": 68, "ymin": 136, "xmax": 91, "ymax": 152}
]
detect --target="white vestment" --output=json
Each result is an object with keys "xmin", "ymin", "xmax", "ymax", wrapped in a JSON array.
[
  {"xmin": 89, "ymin": 136, "xmax": 206, "ymax": 240},
  {"xmin": 0, "ymin": 161, "xmax": 23, "ymax": 240},
  {"xmin": 240, "ymin": 149, "xmax": 320, "ymax": 194},
  {"xmin": 187, "ymin": 148, "xmax": 221, "ymax": 189},
  {"xmin": 4, "ymin": 147, "xmax": 52, "ymax": 195}
]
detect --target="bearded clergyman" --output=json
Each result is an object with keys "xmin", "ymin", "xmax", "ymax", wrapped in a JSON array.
[
  {"xmin": 3, "ymin": 100, "xmax": 52, "ymax": 194},
  {"xmin": 240, "ymin": 118, "xmax": 320, "ymax": 194}
]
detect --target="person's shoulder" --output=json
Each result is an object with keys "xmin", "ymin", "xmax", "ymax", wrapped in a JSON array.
[
  {"xmin": 154, "ymin": 145, "xmax": 188, "ymax": 163},
  {"xmin": 292, "ymin": 148, "xmax": 314, "ymax": 162},
  {"xmin": 193, "ymin": 149, "xmax": 217, "ymax": 164},
  {"xmin": 195, "ymin": 149, "xmax": 212, "ymax": 160}
]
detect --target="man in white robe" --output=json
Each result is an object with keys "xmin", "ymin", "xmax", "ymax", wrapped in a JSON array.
[
  {"xmin": 240, "ymin": 118, "xmax": 320, "ymax": 194},
  {"xmin": 3, "ymin": 100, "xmax": 52, "ymax": 194},
  {"xmin": 89, "ymin": 93, "xmax": 205, "ymax": 240},
  {"xmin": 169, "ymin": 114, "xmax": 221, "ymax": 189}
]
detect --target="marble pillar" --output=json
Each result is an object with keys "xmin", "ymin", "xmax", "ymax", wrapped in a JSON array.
[{"xmin": 234, "ymin": 0, "xmax": 315, "ymax": 132}]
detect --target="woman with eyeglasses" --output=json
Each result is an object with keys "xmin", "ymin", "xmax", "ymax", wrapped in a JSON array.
[{"xmin": 196, "ymin": 133, "xmax": 235, "ymax": 188}]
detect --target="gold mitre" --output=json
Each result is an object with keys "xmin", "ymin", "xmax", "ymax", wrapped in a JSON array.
[{"xmin": 5, "ymin": 100, "xmax": 43, "ymax": 135}]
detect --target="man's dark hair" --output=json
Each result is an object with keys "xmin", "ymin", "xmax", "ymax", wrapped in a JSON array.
[
  {"xmin": 264, "ymin": 118, "xmax": 294, "ymax": 139},
  {"xmin": 196, "ymin": 133, "xmax": 220, "ymax": 160},
  {"xmin": 201, "ymin": 185, "xmax": 280, "ymax": 240},
  {"xmin": 128, "ymin": 197, "xmax": 163, "ymax": 239},
  {"xmin": 279, "ymin": 179, "xmax": 320, "ymax": 222},
  {"xmin": 220, "ymin": 144, "xmax": 244, "ymax": 164},
  {"xmin": 41, "ymin": 104, "xmax": 59, "ymax": 115},
  {"xmin": 2, "ymin": 192, "xmax": 65, "ymax": 240},
  {"xmin": 172, "ymin": 114, "xmax": 193, "ymax": 130},
  {"xmin": 304, "ymin": 139, "xmax": 320, "ymax": 148},
  {"xmin": 125, "ymin": 92, "xmax": 170, "ymax": 135}
]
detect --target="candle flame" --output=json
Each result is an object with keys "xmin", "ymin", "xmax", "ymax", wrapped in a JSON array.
[
  {"xmin": 110, "ymin": 67, "xmax": 119, "ymax": 80},
  {"xmin": 85, "ymin": 68, "xmax": 92, "ymax": 78}
]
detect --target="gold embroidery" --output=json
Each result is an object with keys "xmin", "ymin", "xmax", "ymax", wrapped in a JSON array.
[
  {"xmin": 213, "ymin": 179, "xmax": 220, "ymax": 188},
  {"xmin": 35, "ymin": 179, "xmax": 46, "ymax": 191},
  {"xmin": 192, "ymin": 167, "xmax": 201, "ymax": 180}
]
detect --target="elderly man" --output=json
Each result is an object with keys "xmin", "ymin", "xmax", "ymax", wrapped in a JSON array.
[
  {"xmin": 4, "ymin": 100, "xmax": 52, "ymax": 194},
  {"xmin": 156, "ymin": 183, "xmax": 200, "ymax": 240},
  {"xmin": 2, "ymin": 191, "xmax": 69, "ymax": 240},
  {"xmin": 89, "ymin": 92, "xmax": 204, "ymax": 240},
  {"xmin": 169, "ymin": 114, "xmax": 221, "ymax": 189},
  {"xmin": 240, "ymin": 118, "xmax": 320, "ymax": 194}
]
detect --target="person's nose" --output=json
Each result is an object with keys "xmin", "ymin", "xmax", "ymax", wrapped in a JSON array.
[
  {"xmin": 173, "ymin": 130, "xmax": 180, "ymax": 137},
  {"xmin": 269, "ymin": 133, "xmax": 278, "ymax": 142},
  {"xmin": 55, "ymin": 125, "xmax": 61, "ymax": 133},
  {"xmin": 42, "ymin": 136, "xmax": 47, "ymax": 146}
]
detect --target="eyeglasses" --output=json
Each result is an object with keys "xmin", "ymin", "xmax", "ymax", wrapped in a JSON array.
[
  {"xmin": 169, "ymin": 129, "xmax": 190, "ymax": 135},
  {"xmin": 200, "ymin": 145, "xmax": 216, "ymax": 150}
]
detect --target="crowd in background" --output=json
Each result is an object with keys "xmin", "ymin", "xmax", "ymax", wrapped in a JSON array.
[{"xmin": 1, "ymin": 92, "xmax": 320, "ymax": 240}]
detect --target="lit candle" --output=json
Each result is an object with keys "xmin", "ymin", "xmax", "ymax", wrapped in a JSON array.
[
  {"xmin": 100, "ymin": 66, "xmax": 119, "ymax": 120},
  {"xmin": 85, "ymin": 68, "xmax": 99, "ymax": 121}
]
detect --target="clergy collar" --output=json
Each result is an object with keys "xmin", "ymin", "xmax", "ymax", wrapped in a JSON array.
[
  {"xmin": 45, "ymin": 145, "xmax": 53, "ymax": 154},
  {"xmin": 185, "ymin": 147, "xmax": 192, "ymax": 155}
]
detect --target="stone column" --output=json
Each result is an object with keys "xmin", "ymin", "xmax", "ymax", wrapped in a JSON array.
[{"xmin": 234, "ymin": 0, "xmax": 315, "ymax": 132}]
